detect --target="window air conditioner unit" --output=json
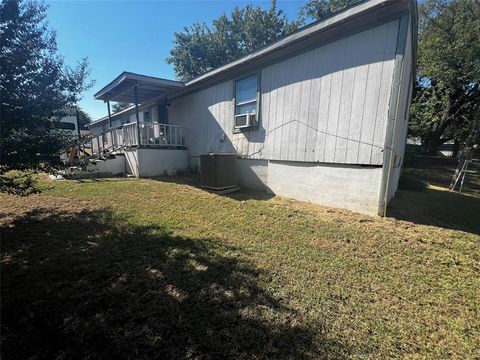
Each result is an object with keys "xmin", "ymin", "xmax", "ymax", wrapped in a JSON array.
[{"xmin": 235, "ymin": 113, "xmax": 256, "ymax": 129}]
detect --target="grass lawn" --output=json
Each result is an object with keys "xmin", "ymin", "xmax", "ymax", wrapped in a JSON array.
[{"xmin": 1, "ymin": 167, "xmax": 479, "ymax": 359}]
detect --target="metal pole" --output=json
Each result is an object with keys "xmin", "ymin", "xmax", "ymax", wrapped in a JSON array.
[
  {"xmin": 459, "ymin": 161, "xmax": 469, "ymax": 193},
  {"xmin": 134, "ymin": 85, "xmax": 141, "ymax": 146},
  {"xmin": 452, "ymin": 160, "xmax": 467, "ymax": 191}
]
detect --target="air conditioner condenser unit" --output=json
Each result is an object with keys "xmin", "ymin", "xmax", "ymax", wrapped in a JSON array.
[{"xmin": 200, "ymin": 153, "xmax": 238, "ymax": 192}]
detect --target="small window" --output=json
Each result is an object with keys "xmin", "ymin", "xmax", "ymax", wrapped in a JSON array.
[
  {"xmin": 54, "ymin": 122, "xmax": 76, "ymax": 130},
  {"xmin": 235, "ymin": 74, "xmax": 258, "ymax": 128},
  {"xmin": 144, "ymin": 111, "xmax": 151, "ymax": 123}
]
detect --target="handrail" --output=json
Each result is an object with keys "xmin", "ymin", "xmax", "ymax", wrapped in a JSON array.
[
  {"xmin": 68, "ymin": 122, "xmax": 187, "ymax": 163},
  {"xmin": 124, "ymin": 122, "xmax": 187, "ymax": 147},
  {"xmin": 79, "ymin": 125, "xmax": 123, "ymax": 144},
  {"xmin": 123, "ymin": 122, "xmax": 186, "ymax": 129}
]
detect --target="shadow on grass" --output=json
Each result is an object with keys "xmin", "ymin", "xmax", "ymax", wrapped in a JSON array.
[
  {"xmin": 149, "ymin": 173, "xmax": 275, "ymax": 201},
  {"xmin": 1, "ymin": 208, "xmax": 341, "ymax": 359},
  {"xmin": 389, "ymin": 172, "xmax": 480, "ymax": 235}
]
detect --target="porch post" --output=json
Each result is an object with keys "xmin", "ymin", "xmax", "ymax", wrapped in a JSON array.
[
  {"xmin": 106, "ymin": 101, "xmax": 112, "ymax": 128},
  {"xmin": 134, "ymin": 84, "xmax": 141, "ymax": 146}
]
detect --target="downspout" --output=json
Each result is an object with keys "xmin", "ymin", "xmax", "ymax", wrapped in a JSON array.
[{"xmin": 378, "ymin": 14, "xmax": 409, "ymax": 216}]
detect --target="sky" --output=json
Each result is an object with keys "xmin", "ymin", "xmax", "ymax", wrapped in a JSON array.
[{"xmin": 45, "ymin": 0, "xmax": 306, "ymax": 120}]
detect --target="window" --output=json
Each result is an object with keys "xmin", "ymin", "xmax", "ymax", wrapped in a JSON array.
[
  {"xmin": 143, "ymin": 110, "xmax": 151, "ymax": 123},
  {"xmin": 234, "ymin": 74, "xmax": 258, "ymax": 128},
  {"xmin": 54, "ymin": 122, "xmax": 76, "ymax": 130}
]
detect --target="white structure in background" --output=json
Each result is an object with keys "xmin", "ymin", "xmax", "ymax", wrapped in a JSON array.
[
  {"xmin": 54, "ymin": 110, "xmax": 90, "ymax": 138},
  {"xmin": 55, "ymin": 113, "xmax": 79, "ymax": 137},
  {"xmin": 84, "ymin": 0, "xmax": 417, "ymax": 216}
]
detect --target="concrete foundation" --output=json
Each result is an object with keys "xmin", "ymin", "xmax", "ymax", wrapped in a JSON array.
[
  {"xmin": 125, "ymin": 148, "xmax": 189, "ymax": 177},
  {"xmin": 87, "ymin": 155, "xmax": 126, "ymax": 177},
  {"xmin": 232, "ymin": 158, "xmax": 383, "ymax": 216},
  {"xmin": 267, "ymin": 161, "xmax": 382, "ymax": 216},
  {"xmin": 235, "ymin": 159, "xmax": 270, "ymax": 192}
]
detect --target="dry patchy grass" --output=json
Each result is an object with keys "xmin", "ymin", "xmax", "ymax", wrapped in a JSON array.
[{"xmin": 1, "ymin": 171, "xmax": 479, "ymax": 359}]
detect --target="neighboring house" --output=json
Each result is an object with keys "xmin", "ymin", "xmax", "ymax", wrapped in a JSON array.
[{"xmin": 86, "ymin": 0, "xmax": 417, "ymax": 216}]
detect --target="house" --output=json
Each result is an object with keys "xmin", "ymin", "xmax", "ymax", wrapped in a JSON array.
[{"xmin": 85, "ymin": 0, "xmax": 417, "ymax": 216}]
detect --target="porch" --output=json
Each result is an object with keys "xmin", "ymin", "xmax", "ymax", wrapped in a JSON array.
[
  {"xmin": 87, "ymin": 122, "xmax": 187, "ymax": 157},
  {"xmin": 73, "ymin": 123, "xmax": 189, "ymax": 178},
  {"xmin": 70, "ymin": 72, "xmax": 190, "ymax": 177}
]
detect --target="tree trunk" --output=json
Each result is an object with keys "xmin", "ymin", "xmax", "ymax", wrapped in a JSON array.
[
  {"xmin": 452, "ymin": 139, "xmax": 460, "ymax": 158},
  {"xmin": 424, "ymin": 134, "xmax": 443, "ymax": 155}
]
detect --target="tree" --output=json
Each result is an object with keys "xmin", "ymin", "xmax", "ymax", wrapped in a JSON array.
[
  {"xmin": 76, "ymin": 108, "xmax": 92, "ymax": 129},
  {"xmin": 299, "ymin": 0, "xmax": 361, "ymax": 21},
  {"xmin": 409, "ymin": 0, "xmax": 480, "ymax": 155},
  {"xmin": 112, "ymin": 102, "xmax": 132, "ymax": 113},
  {"xmin": 0, "ymin": 0, "xmax": 93, "ymax": 194},
  {"xmin": 167, "ymin": 0, "xmax": 300, "ymax": 81}
]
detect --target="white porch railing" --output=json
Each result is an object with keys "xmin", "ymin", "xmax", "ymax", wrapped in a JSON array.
[
  {"xmin": 89, "ymin": 126, "xmax": 124, "ymax": 157},
  {"xmin": 123, "ymin": 122, "xmax": 187, "ymax": 147},
  {"xmin": 73, "ymin": 122, "xmax": 187, "ymax": 161}
]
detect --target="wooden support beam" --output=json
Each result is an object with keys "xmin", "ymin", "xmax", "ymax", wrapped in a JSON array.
[
  {"xmin": 134, "ymin": 85, "xmax": 141, "ymax": 146},
  {"xmin": 75, "ymin": 106, "xmax": 82, "ymax": 158},
  {"xmin": 107, "ymin": 101, "xmax": 112, "ymax": 128}
]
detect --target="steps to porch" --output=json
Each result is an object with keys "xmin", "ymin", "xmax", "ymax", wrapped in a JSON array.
[{"xmin": 62, "ymin": 122, "xmax": 189, "ymax": 179}]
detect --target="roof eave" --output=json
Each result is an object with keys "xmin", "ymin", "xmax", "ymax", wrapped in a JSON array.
[
  {"xmin": 183, "ymin": 0, "xmax": 401, "ymax": 88},
  {"xmin": 94, "ymin": 72, "xmax": 185, "ymax": 102}
]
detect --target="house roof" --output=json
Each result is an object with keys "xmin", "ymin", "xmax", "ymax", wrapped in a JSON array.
[
  {"xmin": 88, "ymin": 104, "xmax": 136, "ymax": 127},
  {"xmin": 178, "ymin": 0, "xmax": 413, "ymax": 92},
  {"xmin": 90, "ymin": 0, "xmax": 415, "ymax": 126},
  {"xmin": 94, "ymin": 71, "xmax": 184, "ymax": 103}
]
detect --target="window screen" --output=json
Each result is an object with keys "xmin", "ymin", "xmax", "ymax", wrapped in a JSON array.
[{"xmin": 235, "ymin": 74, "xmax": 257, "ymax": 116}]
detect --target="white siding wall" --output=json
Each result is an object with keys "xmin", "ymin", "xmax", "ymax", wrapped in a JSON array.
[
  {"xmin": 169, "ymin": 81, "xmax": 237, "ymax": 155},
  {"xmin": 169, "ymin": 19, "xmax": 400, "ymax": 166}
]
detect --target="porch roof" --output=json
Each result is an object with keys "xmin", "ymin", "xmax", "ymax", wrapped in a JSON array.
[{"xmin": 94, "ymin": 71, "xmax": 184, "ymax": 103}]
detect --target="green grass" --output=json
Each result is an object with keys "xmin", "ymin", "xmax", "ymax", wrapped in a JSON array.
[
  {"xmin": 1, "ymin": 169, "xmax": 479, "ymax": 359},
  {"xmin": 390, "ymin": 164, "xmax": 480, "ymax": 234}
]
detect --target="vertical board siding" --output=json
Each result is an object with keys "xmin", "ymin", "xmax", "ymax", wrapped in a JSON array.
[
  {"xmin": 370, "ymin": 20, "xmax": 400, "ymax": 165},
  {"xmin": 387, "ymin": 20, "xmax": 414, "ymax": 200},
  {"xmin": 169, "ymin": 80, "xmax": 237, "ymax": 156},
  {"xmin": 169, "ymin": 19, "xmax": 400, "ymax": 165},
  {"xmin": 335, "ymin": 34, "xmax": 357, "ymax": 163},
  {"xmin": 262, "ymin": 19, "xmax": 399, "ymax": 165}
]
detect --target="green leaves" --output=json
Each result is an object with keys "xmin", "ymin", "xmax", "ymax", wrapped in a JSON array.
[
  {"xmin": 410, "ymin": 0, "xmax": 480, "ymax": 154},
  {"xmin": 167, "ymin": 1, "xmax": 300, "ymax": 81},
  {"xmin": 299, "ymin": 0, "xmax": 361, "ymax": 21},
  {"xmin": 0, "ymin": 0, "xmax": 94, "ymax": 193},
  {"xmin": 112, "ymin": 103, "xmax": 132, "ymax": 114}
]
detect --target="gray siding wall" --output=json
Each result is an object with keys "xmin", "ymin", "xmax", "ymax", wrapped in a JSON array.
[
  {"xmin": 386, "ymin": 18, "xmax": 414, "ymax": 201},
  {"xmin": 169, "ymin": 80, "xmax": 237, "ymax": 155},
  {"xmin": 169, "ymin": 19, "xmax": 400, "ymax": 166}
]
